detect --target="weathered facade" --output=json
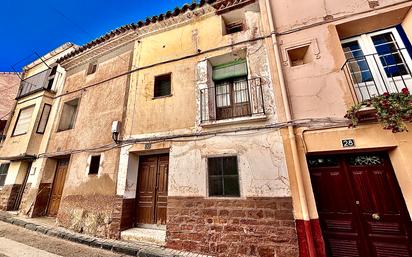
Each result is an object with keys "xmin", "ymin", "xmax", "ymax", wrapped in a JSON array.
[
  {"xmin": 1, "ymin": 0, "xmax": 411, "ymax": 257},
  {"xmin": 0, "ymin": 43, "xmax": 76, "ymax": 214},
  {"xmin": 264, "ymin": 0, "xmax": 412, "ymax": 256}
]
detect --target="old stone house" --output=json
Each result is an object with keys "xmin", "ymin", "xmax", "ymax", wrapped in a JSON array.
[
  {"xmin": 265, "ymin": 0, "xmax": 412, "ymax": 256},
  {"xmin": 0, "ymin": 43, "xmax": 76, "ymax": 213},
  {"xmin": 0, "ymin": 0, "xmax": 411, "ymax": 257}
]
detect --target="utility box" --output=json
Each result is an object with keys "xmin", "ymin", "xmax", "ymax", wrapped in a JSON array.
[{"xmin": 111, "ymin": 121, "xmax": 121, "ymax": 134}]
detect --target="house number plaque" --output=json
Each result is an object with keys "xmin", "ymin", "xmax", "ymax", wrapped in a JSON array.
[{"xmin": 342, "ymin": 139, "xmax": 355, "ymax": 148}]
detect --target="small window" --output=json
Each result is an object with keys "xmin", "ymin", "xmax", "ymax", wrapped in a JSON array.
[
  {"xmin": 226, "ymin": 22, "xmax": 244, "ymax": 34},
  {"xmin": 208, "ymin": 156, "xmax": 240, "ymax": 197},
  {"xmin": 36, "ymin": 104, "xmax": 52, "ymax": 134},
  {"xmin": 58, "ymin": 98, "xmax": 79, "ymax": 131},
  {"xmin": 154, "ymin": 74, "xmax": 172, "ymax": 98},
  {"xmin": 0, "ymin": 163, "xmax": 10, "ymax": 187},
  {"xmin": 89, "ymin": 155, "xmax": 101, "ymax": 175},
  {"xmin": 87, "ymin": 62, "xmax": 97, "ymax": 75},
  {"xmin": 12, "ymin": 105, "xmax": 35, "ymax": 136},
  {"xmin": 287, "ymin": 45, "xmax": 313, "ymax": 67}
]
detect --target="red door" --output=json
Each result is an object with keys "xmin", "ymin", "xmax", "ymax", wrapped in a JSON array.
[
  {"xmin": 136, "ymin": 154, "xmax": 168, "ymax": 225},
  {"xmin": 308, "ymin": 152, "xmax": 412, "ymax": 257}
]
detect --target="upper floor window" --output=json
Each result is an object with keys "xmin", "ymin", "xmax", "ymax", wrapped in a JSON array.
[
  {"xmin": 89, "ymin": 155, "xmax": 101, "ymax": 175},
  {"xmin": 208, "ymin": 156, "xmax": 240, "ymax": 197},
  {"xmin": 12, "ymin": 105, "xmax": 35, "ymax": 136},
  {"xmin": 154, "ymin": 73, "xmax": 172, "ymax": 98},
  {"xmin": 87, "ymin": 61, "xmax": 97, "ymax": 75},
  {"xmin": 226, "ymin": 21, "xmax": 244, "ymax": 34},
  {"xmin": 36, "ymin": 104, "xmax": 52, "ymax": 134},
  {"xmin": 341, "ymin": 27, "xmax": 412, "ymax": 102},
  {"xmin": 58, "ymin": 98, "xmax": 79, "ymax": 132},
  {"xmin": 0, "ymin": 163, "xmax": 10, "ymax": 187}
]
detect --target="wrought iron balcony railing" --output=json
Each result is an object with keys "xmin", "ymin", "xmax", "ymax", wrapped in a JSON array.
[
  {"xmin": 17, "ymin": 68, "xmax": 58, "ymax": 98},
  {"xmin": 200, "ymin": 77, "xmax": 265, "ymax": 123},
  {"xmin": 341, "ymin": 48, "xmax": 412, "ymax": 103}
]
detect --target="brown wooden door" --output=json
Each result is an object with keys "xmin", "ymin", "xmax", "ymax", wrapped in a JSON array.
[
  {"xmin": 136, "ymin": 154, "xmax": 168, "ymax": 225},
  {"xmin": 215, "ymin": 78, "xmax": 251, "ymax": 120},
  {"xmin": 47, "ymin": 159, "xmax": 69, "ymax": 217},
  {"xmin": 308, "ymin": 153, "xmax": 412, "ymax": 257}
]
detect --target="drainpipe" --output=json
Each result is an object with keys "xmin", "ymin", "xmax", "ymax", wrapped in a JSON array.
[{"xmin": 263, "ymin": 0, "xmax": 317, "ymax": 256}]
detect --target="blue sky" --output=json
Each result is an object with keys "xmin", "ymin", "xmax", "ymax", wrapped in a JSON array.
[{"xmin": 0, "ymin": 0, "xmax": 190, "ymax": 71}]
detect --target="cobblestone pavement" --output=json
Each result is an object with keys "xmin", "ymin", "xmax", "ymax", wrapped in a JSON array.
[
  {"xmin": 0, "ymin": 212, "xmax": 213, "ymax": 257},
  {"xmin": 0, "ymin": 221, "xmax": 122, "ymax": 257}
]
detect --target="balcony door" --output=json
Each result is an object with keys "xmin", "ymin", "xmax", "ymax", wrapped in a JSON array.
[
  {"xmin": 341, "ymin": 27, "xmax": 412, "ymax": 101},
  {"xmin": 215, "ymin": 77, "xmax": 251, "ymax": 120}
]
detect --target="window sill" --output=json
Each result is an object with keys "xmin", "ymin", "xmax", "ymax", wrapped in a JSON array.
[
  {"xmin": 11, "ymin": 132, "xmax": 28, "ymax": 138},
  {"xmin": 152, "ymin": 94, "xmax": 173, "ymax": 100},
  {"xmin": 200, "ymin": 114, "xmax": 268, "ymax": 128}
]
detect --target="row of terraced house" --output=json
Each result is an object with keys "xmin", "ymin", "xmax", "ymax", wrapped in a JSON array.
[{"xmin": 0, "ymin": 0, "xmax": 411, "ymax": 256}]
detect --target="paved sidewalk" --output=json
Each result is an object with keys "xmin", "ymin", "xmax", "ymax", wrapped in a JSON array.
[{"xmin": 0, "ymin": 212, "xmax": 212, "ymax": 257}]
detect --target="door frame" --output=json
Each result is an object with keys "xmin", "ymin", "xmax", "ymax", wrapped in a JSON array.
[
  {"xmin": 135, "ymin": 153, "xmax": 169, "ymax": 228},
  {"xmin": 306, "ymin": 151, "xmax": 412, "ymax": 257},
  {"xmin": 46, "ymin": 157, "xmax": 70, "ymax": 217}
]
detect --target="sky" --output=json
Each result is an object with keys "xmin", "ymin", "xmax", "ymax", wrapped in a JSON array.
[{"xmin": 0, "ymin": 0, "xmax": 191, "ymax": 71}]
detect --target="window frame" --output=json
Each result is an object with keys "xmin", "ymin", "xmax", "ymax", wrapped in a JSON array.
[
  {"xmin": 11, "ymin": 104, "xmax": 35, "ymax": 137},
  {"xmin": 57, "ymin": 98, "xmax": 80, "ymax": 132},
  {"xmin": 86, "ymin": 61, "xmax": 98, "ymax": 76},
  {"xmin": 36, "ymin": 104, "xmax": 52, "ymax": 134},
  {"xmin": 341, "ymin": 27, "xmax": 412, "ymax": 95},
  {"xmin": 0, "ymin": 163, "xmax": 10, "ymax": 187},
  {"xmin": 88, "ymin": 155, "xmax": 101, "ymax": 175},
  {"xmin": 207, "ymin": 156, "xmax": 240, "ymax": 197},
  {"xmin": 153, "ymin": 73, "xmax": 172, "ymax": 99}
]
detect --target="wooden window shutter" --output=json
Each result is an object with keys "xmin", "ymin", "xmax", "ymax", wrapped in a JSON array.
[
  {"xmin": 12, "ymin": 106, "xmax": 35, "ymax": 136},
  {"xmin": 37, "ymin": 104, "xmax": 52, "ymax": 134}
]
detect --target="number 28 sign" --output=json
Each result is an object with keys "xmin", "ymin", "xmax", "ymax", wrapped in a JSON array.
[{"xmin": 342, "ymin": 139, "xmax": 355, "ymax": 148}]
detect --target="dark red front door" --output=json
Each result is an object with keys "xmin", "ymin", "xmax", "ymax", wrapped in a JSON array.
[{"xmin": 308, "ymin": 152, "xmax": 412, "ymax": 257}]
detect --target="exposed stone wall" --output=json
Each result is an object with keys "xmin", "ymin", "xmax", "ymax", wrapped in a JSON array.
[
  {"xmin": 0, "ymin": 184, "xmax": 21, "ymax": 211},
  {"xmin": 17, "ymin": 183, "xmax": 31, "ymax": 215},
  {"xmin": 0, "ymin": 72, "xmax": 20, "ymax": 121},
  {"xmin": 111, "ymin": 196, "xmax": 135, "ymax": 237},
  {"xmin": 29, "ymin": 183, "xmax": 52, "ymax": 217},
  {"xmin": 166, "ymin": 197, "xmax": 299, "ymax": 257},
  {"xmin": 57, "ymin": 194, "xmax": 119, "ymax": 239}
]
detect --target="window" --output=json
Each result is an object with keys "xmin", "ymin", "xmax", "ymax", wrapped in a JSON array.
[
  {"xmin": 154, "ymin": 74, "xmax": 172, "ymax": 98},
  {"xmin": 46, "ymin": 66, "xmax": 58, "ymax": 90},
  {"xmin": 341, "ymin": 27, "xmax": 412, "ymax": 100},
  {"xmin": 208, "ymin": 156, "xmax": 240, "ymax": 197},
  {"xmin": 36, "ymin": 104, "xmax": 52, "ymax": 134},
  {"xmin": 213, "ymin": 59, "xmax": 250, "ymax": 120},
  {"xmin": 226, "ymin": 21, "xmax": 244, "ymax": 34},
  {"xmin": 0, "ymin": 163, "xmax": 10, "ymax": 187},
  {"xmin": 58, "ymin": 98, "xmax": 79, "ymax": 131},
  {"xmin": 12, "ymin": 105, "xmax": 35, "ymax": 136},
  {"xmin": 89, "ymin": 155, "xmax": 101, "ymax": 175},
  {"xmin": 87, "ymin": 62, "xmax": 97, "ymax": 75},
  {"xmin": 287, "ymin": 45, "xmax": 313, "ymax": 67}
]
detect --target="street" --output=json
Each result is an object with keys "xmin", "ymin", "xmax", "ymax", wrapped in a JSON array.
[{"xmin": 0, "ymin": 221, "xmax": 123, "ymax": 257}]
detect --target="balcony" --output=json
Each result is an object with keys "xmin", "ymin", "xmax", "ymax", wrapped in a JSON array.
[
  {"xmin": 341, "ymin": 47, "xmax": 412, "ymax": 103},
  {"xmin": 17, "ymin": 68, "xmax": 58, "ymax": 98},
  {"xmin": 200, "ymin": 77, "xmax": 265, "ymax": 124}
]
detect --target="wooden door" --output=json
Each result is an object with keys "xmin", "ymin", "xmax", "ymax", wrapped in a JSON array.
[
  {"xmin": 47, "ymin": 159, "xmax": 69, "ymax": 217},
  {"xmin": 308, "ymin": 153, "xmax": 412, "ymax": 257},
  {"xmin": 136, "ymin": 154, "xmax": 168, "ymax": 225}
]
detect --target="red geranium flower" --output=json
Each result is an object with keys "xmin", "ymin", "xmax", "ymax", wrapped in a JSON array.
[
  {"xmin": 383, "ymin": 92, "xmax": 390, "ymax": 97},
  {"xmin": 401, "ymin": 87, "xmax": 409, "ymax": 96}
]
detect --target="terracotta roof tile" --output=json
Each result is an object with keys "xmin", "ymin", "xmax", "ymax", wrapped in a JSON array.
[{"xmin": 58, "ymin": 0, "xmax": 259, "ymax": 63}]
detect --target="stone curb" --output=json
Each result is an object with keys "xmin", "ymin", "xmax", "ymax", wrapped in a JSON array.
[{"xmin": 0, "ymin": 213, "xmax": 181, "ymax": 257}]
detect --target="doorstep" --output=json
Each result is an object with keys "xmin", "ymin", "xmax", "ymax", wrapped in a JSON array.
[
  {"xmin": 0, "ymin": 211, "xmax": 213, "ymax": 257},
  {"xmin": 121, "ymin": 227, "xmax": 166, "ymax": 245}
]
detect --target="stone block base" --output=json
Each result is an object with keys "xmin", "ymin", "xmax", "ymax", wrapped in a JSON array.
[
  {"xmin": 57, "ymin": 194, "xmax": 119, "ymax": 239},
  {"xmin": 166, "ymin": 196, "xmax": 299, "ymax": 257}
]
